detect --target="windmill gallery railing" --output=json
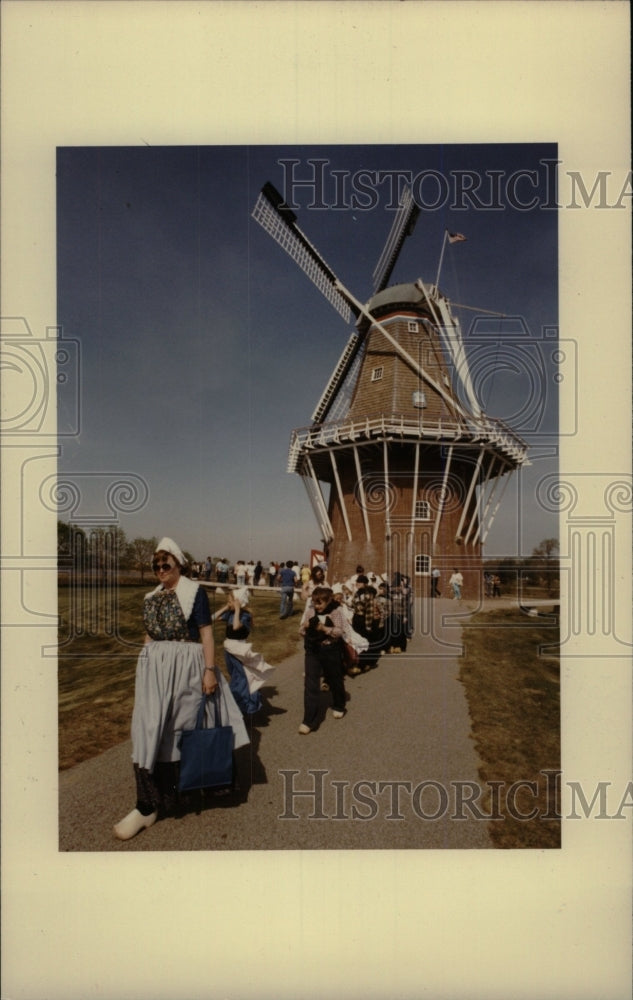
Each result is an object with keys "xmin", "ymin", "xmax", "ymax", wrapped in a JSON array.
[{"xmin": 287, "ymin": 410, "xmax": 529, "ymax": 474}]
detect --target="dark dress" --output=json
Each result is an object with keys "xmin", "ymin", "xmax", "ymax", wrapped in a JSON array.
[{"xmin": 218, "ymin": 608, "xmax": 263, "ymax": 715}]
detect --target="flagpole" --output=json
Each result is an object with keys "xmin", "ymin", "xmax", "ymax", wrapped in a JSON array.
[{"xmin": 434, "ymin": 230, "xmax": 448, "ymax": 290}]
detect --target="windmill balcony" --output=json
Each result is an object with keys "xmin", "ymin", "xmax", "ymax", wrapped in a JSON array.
[{"xmin": 287, "ymin": 410, "xmax": 528, "ymax": 474}]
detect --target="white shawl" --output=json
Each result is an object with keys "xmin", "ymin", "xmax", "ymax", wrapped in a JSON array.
[{"xmin": 145, "ymin": 575, "xmax": 200, "ymax": 622}]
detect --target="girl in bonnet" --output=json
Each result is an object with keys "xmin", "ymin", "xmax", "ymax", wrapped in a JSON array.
[
  {"xmin": 114, "ymin": 537, "xmax": 248, "ymax": 841},
  {"xmin": 212, "ymin": 587, "xmax": 275, "ymax": 715}
]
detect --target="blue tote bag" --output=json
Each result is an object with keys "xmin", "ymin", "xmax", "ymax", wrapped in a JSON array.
[{"xmin": 178, "ymin": 692, "xmax": 234, "ymax": 792}]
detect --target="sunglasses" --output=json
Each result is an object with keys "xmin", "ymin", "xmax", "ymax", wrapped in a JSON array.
[{"xmin": 153, "ymin": 561, "xmax": 175, "ymax": 573}]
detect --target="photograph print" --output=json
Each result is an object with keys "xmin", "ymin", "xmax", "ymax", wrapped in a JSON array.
[{"xmin": 56, "ymin": 143, "xmax": 561, "ymax": 851}]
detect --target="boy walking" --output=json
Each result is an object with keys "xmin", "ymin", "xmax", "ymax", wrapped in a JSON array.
[{"xmin": 298, "ymin": 586, "xmax": 348, "ymax": 733}]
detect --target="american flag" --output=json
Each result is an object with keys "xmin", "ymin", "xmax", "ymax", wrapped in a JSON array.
[{"xmin": 447, "ymin": 231, "xmax": 467, "ymax": 244}]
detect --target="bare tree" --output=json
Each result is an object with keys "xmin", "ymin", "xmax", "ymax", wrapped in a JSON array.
[
  {"xmin": 57, "ymin": 520, "xmax": 88, "ymax": 568},
  {"xmin": 128, "ymin": 537, "xmax": 158, "ymax": 583},
  {"xmin": 531, "ymin": 538, "xmax": 559, "ymax": 596}
]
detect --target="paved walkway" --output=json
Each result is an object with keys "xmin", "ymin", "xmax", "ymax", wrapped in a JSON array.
[{"xmin": 59, "ymin": 598, "xmax": 499, "ymax": 852}]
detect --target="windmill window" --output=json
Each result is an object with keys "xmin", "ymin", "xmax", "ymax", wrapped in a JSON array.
[
  {"xmin": 442, "ymin": 373, "xmax": 450, "ymax": 386},
  {"xmin": 371, "ymin": 367, "xmax": 384, "ymax": 382},
  {"xmin": 413, "ymin": 390, "xmax": 427, "ymax": 408},
  {"xmin": 415, "ymin": 554, "xmax": 430, "ymax": 575},
  {"xmin": 415, "ymin": 500, "xmax": 431, "ymax": 520},
  {"xmin": 408, "ymin": 320, "xmax": 419, "ymax": 332}
]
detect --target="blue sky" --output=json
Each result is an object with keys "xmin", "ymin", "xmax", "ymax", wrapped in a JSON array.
[{"xmin": 57, "ymin": 143, "xmax": 558, "ymax": 564}]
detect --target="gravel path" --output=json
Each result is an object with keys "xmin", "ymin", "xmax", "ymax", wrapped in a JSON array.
[{"xmin": 59, "ymin": 598, "xmax": 498, "ymax": 851}]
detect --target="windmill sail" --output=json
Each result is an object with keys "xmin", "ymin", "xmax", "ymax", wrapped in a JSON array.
[
  {"xmin": 311, "ymin": 331, "xmax": 369, "ymax": 424},
  {"xmin": 372, "ymin": 185, "xmax": 420, "ymax": 293},
  {"xmin": 251, "ymin": 183, "xmax": 356, "ymax": 323},
  {"xmin": 413, "ymin": 279, "xmax": 483, "ymax": 419},
  {"xmin": 433, "ymin": 297, "xmax": 482, "ymax": 419}
]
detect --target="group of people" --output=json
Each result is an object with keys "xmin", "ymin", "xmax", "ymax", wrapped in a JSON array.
[
  {"xmin": 296, "ymin": 564, "xmax": 412, "ymax": 734},
  {"xmin": 432, "ymin": 568, "xmax": 503, "ymax": 600},
  {"xmin": 191, "ymin": 554, "xmax": 477, "ymax": 605},
  {"xmin": 429, "ymin": 567, "xmax": 464, "ymax": 600},
  {"xmin": 193, "ymin": 556, "xmax": 314, "ymax": 591},
  {"xmin": 114, "ymin": 535, "xmax": 472, "ymax": 841}
]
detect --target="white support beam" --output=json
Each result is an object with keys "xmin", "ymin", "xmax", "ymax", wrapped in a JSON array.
[
  {"xmin": 455, "ymin": 448, "xmax": 484, "ymax": 542},
  {"xmin": 466, "ymin": 453, "xmax": 496, "ymax": 548},
  {"xmin": 329, "ymin": 450, "xmax": 353, "ymax": 542},
  {"xmin": 471, "ymin": 455, "xmax": 509, "ymax": 547},
  {"xmin": 481, "ymin": 467, "xmax": 514, "ymax": 544},
  {"xmin": 407, "ymin": 530, "xmax": 415, "ymax": 600},
  {"xmin": 463, "ymin": 489, "xmax": 481, "ymax": 549},
  {"xmin": 463, "ymin": 450, "xmax": 498, "ymax": 548},
  {"xmin": 411, "ymin": 441, "xmax": 421, "ymax": 538},
  {"xmin": 383, "ymin": 440, "xmax": 391, "ymax": 540},
  {"xmin": 353, "ymin": 445, "xmax": 371, "ymax": 542},
  {"xmin": 433, "ymin": 445, "xmax": 454, "ymax": 550},
  {"xmin": 302, "ymin": 458, "xmax": 334, "ymax": 543}
]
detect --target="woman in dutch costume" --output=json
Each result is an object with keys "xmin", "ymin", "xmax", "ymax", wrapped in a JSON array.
[{"xmin": 114, "ymin": 537, "xmax": 248, "ymax": 841}]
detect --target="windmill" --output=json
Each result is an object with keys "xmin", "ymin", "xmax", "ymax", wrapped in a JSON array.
[{"xmin": 251, "ymin": 181, "xmax": 528, "ymax": 595}]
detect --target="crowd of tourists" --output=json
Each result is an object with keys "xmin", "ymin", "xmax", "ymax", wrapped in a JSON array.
[
  {"xmin": 294, "ymin": 564, "xmax": 412, "ymax": 735},
  {"xmin": 191, "ymin": 556, "xmax": 470, "ymax": 604},
  {"xmin": 192, "ymin": 557, "xmax": 315, "ymax": 590}
]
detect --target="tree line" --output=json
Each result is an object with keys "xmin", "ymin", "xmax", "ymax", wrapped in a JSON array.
[
  {"xmin": 485, "ymin": 537, "xmax": 560, "ymax": 595},
  {"xmin": 57, "ymin": 522, "xmax": 195, "ymax": 583},
  {"xmin": 59, "ymin": 521, "xmax": 559, "ymax": 592}
]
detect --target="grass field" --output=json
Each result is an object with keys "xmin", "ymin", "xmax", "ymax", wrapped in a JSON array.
[
  {"xmin": 459, "ymin": 607, "xmax": 561, "ymax": 848},
  {"xmin": 58, "ymin": 584, "xmax": 302, "ymax": 770}
]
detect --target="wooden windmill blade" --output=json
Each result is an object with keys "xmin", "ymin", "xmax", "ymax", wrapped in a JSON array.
[
  {"xmin": 310, "ymin": 330, "xmax": 366, "ymax": 424},
  {"xmin": 252, "ymin": 182, "xmax": 369, "ymax": 423},
  {"xmin": 406, "ymin": 275, "xmax": 481, "ymax": 420},
  {"xmin": 420, "ymin": 287, "xmax": 483, "ymax": 420},
  {"xmin": 251, "ymin": 183, "xmax": 358, "ymax": 323},
  {"xmin": 434, "ymin": 300, "xmax": 482, "ymax": 419},
  {"xmin": 372, "ymin": 185, "xmax": 420, "ymax": 293},
  {"xmin": 251, "ymin": 182, "xmax": 459, "ymax": 425}
]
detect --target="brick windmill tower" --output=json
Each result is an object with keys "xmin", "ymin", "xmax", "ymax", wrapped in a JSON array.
[{"xmin": 252, "ymin": 183, "xmax": 528, "ymax": 596}]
